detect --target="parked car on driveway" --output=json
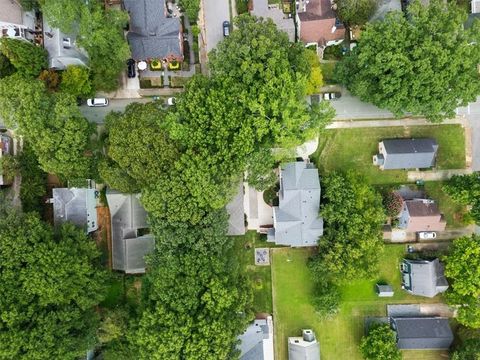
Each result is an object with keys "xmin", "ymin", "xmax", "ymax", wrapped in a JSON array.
[
  {"xmin": 418, "ymin": 231, "xmax": 437, "ymax": 240},
  {"xmin": 87, "ymin": 98, "xmax": 109, "ymax": 107},
  {"xmin": 223, "ymin": 21, "xmax": 230, "ymax": 37},
  {"xmin": 127, "ymin": 59, "xmax": 136, "ymax": 78},
  {"xmin": 322, "ymin": 92, "xmax": 341, "ymax": 100}
]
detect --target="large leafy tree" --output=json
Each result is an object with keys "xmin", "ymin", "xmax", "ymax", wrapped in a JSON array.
[
  {"xmin": 311, "ymin": 171, "xmax": 385, "ymax": 281},
  {"xmin": 60, "ymin": 65, "xmax": 93, "ymax": 98},
  {"xmin": 38, "ymin": 0, "xmax": 85, "ymax": 33},
  {"xmin": 452, "ymin": 338, "xmax": 480, "ymax": 360},
  {"xmin": 360, "ymin": 324, "xmax": 401, "ymax": 360},
  {"xmin": 0, "ymin": 211, "xmax": 106, "ymax": 359},
  {"xmin": 0, "ymin": 75, "xmax": 93, "ymax": 179},
  {"xmin": 132, "ymin": 210, "xmax": 252, "ymax": 359},
  {"xmin": 335, "ymin": 0, "xmax": 480, "ymax": 122},
  {"xmin": 0, "ymin": 38, "xmax": 47, "ymax": 78},
  {"xmin": 334, "ymin": 0, "xmax": 379, "ymax": 27},
  {"xmin": 179, "ymin": 0, "xmax": 200, "ymax": 22},
  {"xmin": 443, "ymin": 173, "xmax": 480, "ymax": 223},
  {"xmin": 444, "ymin": 235, "xmax": 480, "ymax": 328}
]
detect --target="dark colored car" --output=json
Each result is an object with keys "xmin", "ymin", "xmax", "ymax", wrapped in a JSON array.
[
  {"xmin": 223, "ymin": 21, "xmax": 230, "ymax": 37},
  {"xmin": 127, "ymin": 59, "xmax": 136, "ymax": 78}
]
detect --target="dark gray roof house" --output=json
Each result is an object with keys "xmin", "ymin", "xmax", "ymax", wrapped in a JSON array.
[
  {"xmin": 373, "ymin": 138, "xmax": 438, "ymax": 170},
  {"xmin": 267, "ymin": 162, "xmax": 323, "ymax": 247},
  {"xmin": 391, "ymin": 317, "xmax": 453, "ymax": 350},
  {"xmin": 123, "ymin": 0, "xmax": 183, "ymax": 62},
  {"xmin": 237, "ymin": 316, "xmax": 274, "ymax": 360},
  {"xmin": 400, "ymin": 258, "xmax": 449, "ymax": 298},
  {"xmin": 288, "ymin": 329, "xmax": 320, "ymax": 360},
  {"xmin": 107, "ymin": 191, "xmax": 155, "ymax": 274},
  {"xmin": 52, "ymin": 187, "xmax": 98, "ymax": 233}
]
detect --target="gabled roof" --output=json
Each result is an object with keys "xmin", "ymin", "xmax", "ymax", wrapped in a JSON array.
[
  {"xmin": 107, "ymin": 191, "xmax": 155, "ymax": 274},
  {"xmin": 52, "ymin": 188, "xmax": 98, "ymax": 233},
  {"xmin": 392, "ymin": 317, "xmax": 453, "ymax": 350},
  {"xmin": 406, "ymin": 200, "xmax": 441, "ymax": 217},
  {"xmin": 124, "ymin": 0, "xmax": 182, "ymax": 60},
  {"xmin": 402, "ymin": 259, "xmax": 448, "ymax": 297},
  {"xmin": 238, "ymin": 317, "xmax": 274, "ymax": 360},
  {"xmin": 270, "ymin": 162, "xmax": 323, "ymax": 247},
  {"xmin": 379, "ymin": 138, "xmax": 438, "ymax": 169}
]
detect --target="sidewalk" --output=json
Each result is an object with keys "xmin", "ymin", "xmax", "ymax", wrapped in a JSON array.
[
  {"xmin": 327, "ymin": 117, "xmax": 464, "ymax": 129},
  {"xmin": 407, "ymin": 169, "xmax": 473, "ymax": 182}
]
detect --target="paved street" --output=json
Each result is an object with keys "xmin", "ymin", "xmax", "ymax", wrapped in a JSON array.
[
  {"xmin": 201, "ymin": 0, "xmax": 230, "ymax": 55},
  {"xmin": 79, "ymin": 98, "xmax": 152, "ymax": 124}
]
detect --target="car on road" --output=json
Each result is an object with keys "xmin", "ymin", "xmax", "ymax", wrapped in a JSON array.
[
  {"xmin": 167, "ymin": 97, "xmax": 176, "ymax": 106},
  {"xmin": 87, "ymin": 98, "xmax": 109, "ymax": 107},
  {"xmin": 322, "ymin": 92, "xmax": 341, "ymax": 100},
  {"xmin": 223, "ymin": 21, "xmax": 230, "ymax": 37},
  {"xmin": 127, "ymin": 59, "xmax": 136, "ymax": 78},
  {"xmin": 418, "ymin": 231, "xmax": 437, "ymax": 240}
]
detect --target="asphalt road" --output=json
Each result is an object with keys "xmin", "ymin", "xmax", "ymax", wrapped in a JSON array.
[
  {"xmin": 202, "ymin": 0, "xmax": 230, "ymax": 54},
  {"xmin": 79, "ymin": 98, "xmax": 152, "ymax": 124}
]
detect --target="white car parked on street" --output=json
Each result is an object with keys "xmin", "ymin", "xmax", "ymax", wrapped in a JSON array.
[
  {"xmin": 418, "ymin": 231, "xmax": 437, "ymax": 240},
  {"xmin": 87, "ymin": 98, "xmax": 109, "ymax": 107}
]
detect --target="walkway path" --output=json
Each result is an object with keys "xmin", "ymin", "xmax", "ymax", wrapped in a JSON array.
[
  {"xmin": 407, "ymin": 169, "xmax": 473, "ymax": 182},
  {"xmin": 327, "ymin": 117, "xmax": 464, "ymax": 129}
]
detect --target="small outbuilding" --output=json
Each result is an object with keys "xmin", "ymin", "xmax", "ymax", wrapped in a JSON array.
[{"xmin": 376, "ymin": 284, "xmax": 394, "ymax": 297}]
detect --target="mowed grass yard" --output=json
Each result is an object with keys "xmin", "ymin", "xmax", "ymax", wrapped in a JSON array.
[
  {"xmin": 272, "ymin": 246, "xmax": 448, "ymax": 360},
  {"xmin": 313, "ymin": 125, "xmax": 466, "ymax": 185}
]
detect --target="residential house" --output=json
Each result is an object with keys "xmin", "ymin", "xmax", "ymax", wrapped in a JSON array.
[
  {"xmin": 0, "ymin": 0, "xmax": 35, "ymax": 40},
  {"xmin": 400, "ymin": 258, "xmax": 449, "ymax": 298},
  {"xmin": 226, "ymin": 182, "xmax": 246, "ymax": 236},
  {"xmin": 390, "ymin": 317, "xmax": 453, "ymax": 350},
  {"xmin": 473, "ymin": 0, "xmax": 480, "ymax": 13},
  {"xmin": 398, "ymin": 199, "xmax": 446, "ymax": 232},
  {"xmin": 123, "ymin": 0, "xmax": 183, "ymax": 63},
  {"xmin": 107, "ymin": 191, "xmax": 155, "ymax": 274},
  {"xmin": 288, "ymin": 329, "xmax": 321, "ymax": 360},
  {"xmin": 296, "ymin": 0, "xmax": 345, "ymax": 49},
  {"xmin": 43, "ymin": 20, "xmax": 88, "ymax": 70},
  {"xmin": 52, "ymin": 187, "xmax": 98, "ymax": 233},
  {"xmin": 373, "ymin": 138, "xmax": 438, "ymax": 170},
  {"xmin": 237, "ymin": 316, "xmax": 274, "ymax": 360},
  {"xmin": 267, "ymin": 162, "xmax": 323, "ymax": 247},
  {"xmin": 0, "ymin": 134, "xmax": 12, "ymax": 186},
  {"xmin": 251, "ymin": 0, "xmax": 295, "ymax": 41}
]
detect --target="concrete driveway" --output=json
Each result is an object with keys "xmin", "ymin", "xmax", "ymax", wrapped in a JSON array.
[
  {"xmin": 200, "ymin": 0, "xmax": 230, "ymax": 55},
  {"xmin": 79, "ymin": 98, "xmax": 152, "ymax": 124},
  {"xmin": 457, "ymin": 96, "xmax": 480, "ymax": 170}
]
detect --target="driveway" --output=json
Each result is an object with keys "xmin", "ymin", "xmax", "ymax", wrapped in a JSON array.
[
  {"xmin": 200, "ymin": 0, "xmax": 230, "ymax": 56},
  {"xmin": 329, "ymin": 89, "xmax": 395, "ymax": 120},
  {"xmin": 457, "ymin": 96, "xmax": 480, "ymax": 170}
]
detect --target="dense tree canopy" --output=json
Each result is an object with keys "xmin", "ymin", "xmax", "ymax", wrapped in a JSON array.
[
  {"xmin": 0, "ymin": 38, "xmax": 47, "ymax": 78},
  {"xmin": 452, "ymin": 338, "xmax": 480, "ymax": 360},
  {"xmin": 60, "ymin": 65, "xmax": 92, "ymax": 98},
  {"xmin": 443, "ymin": 173, "xmax": 480, "ymax": 223},
  {"xmin": 444, "ymin": 235, "xmax": 480, "ymax": 328},
  {"xmin": 0, "ymin": 53, "xmax": 15, "ymax": 79},
  {"xmin": 335, "ymin": 0, "xmax": 480, "ymax": 122},
  {"xmin": 179, "ymin": 0, "xmax": 200, "ymax": 22},
  {"xmin": 360, "ymin": 324, "xmax": 401, "ymax": 360},
  {"xmin": 334, "ymin": 0, "xmax": 379, "ymax": 26},
  {"xmin": 0, "ymin": 75, "xmax": 94, "ymax": 179},
  {"xmin": 311, "ymin": 171, "xmax": 385, "ymax": 281},
  {"xmin": 0, "ymin": 211, "xmax": 106, "ymax": 359},
  {"xmin": 132, "ymin": 210, "xmax": 252, "ymax": 359},
  {"xmin": 38, "ymin": 0, "xmax": 85, "ymax": 33}
]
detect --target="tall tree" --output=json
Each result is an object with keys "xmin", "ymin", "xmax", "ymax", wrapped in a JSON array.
[
  {"xmin": 60, "ymin": 65, "xmax": 93, "ymax": 98},
  {"xmin": 132, "ymin": 210, "xmax": 252, "ymax": 359},
  {"xmin": 0, "ymin": 211, "xmax": 106, "ymax": 359},
  {"xmin": 334, "ymin": 0, "xmax": 379, "ymax": 27},
  {"xmin": 444, "ymin": 235, "xmax": 480, "ymax": 328},
  {"xmin": 451, "ymin": 338, "xmax": 480, "ymax": 360},
  {"xmin": 360, "ymin": 324, "xmax": 401, "ymax": 360},
  {"xmin": 0, "ymin": 38, "xmax": 47, "ymax": 78},
  {"xmin": 179, "ymin": 0, "xmax": 200, "ymax": 22},
  {"xmin": 38, "ymin": 0, "xmax": 85, "ymax": 33},
  {"xmin": 443, "ymin": 173, "xmax": 480, "ymax": 223},
  {"xmin": 335, "ymin": 0, "xmax": 480, "ymax": 122},
  {"xmin": 311, "ymin": 171, "xmax": 385, "ymax": 281}
]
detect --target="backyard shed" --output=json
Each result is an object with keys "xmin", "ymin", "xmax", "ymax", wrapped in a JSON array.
[{"xmin": 376, "ymin": 284, "xmax": 394, "ymax": 297}]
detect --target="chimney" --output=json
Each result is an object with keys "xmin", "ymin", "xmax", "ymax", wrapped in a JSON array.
[{"xmin": 302, "ymin": 329, "xmax": 315, "ymax": 342}]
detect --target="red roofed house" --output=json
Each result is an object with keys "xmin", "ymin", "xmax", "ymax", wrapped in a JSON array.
[
  {"xmin": 296, "ymin": 0, "xmax": 345, "ymax": 49},
  {"xmin": 398, "ymin": 199, "xmax": 446, "ymax": 233}
]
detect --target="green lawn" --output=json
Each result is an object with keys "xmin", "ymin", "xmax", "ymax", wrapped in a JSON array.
[
  {"xmin": 232, "ymin": 231, "xmax": 279, "ymax": 314},
  {"xmin": 313, "ymin": 125, "xmax": 466, "ymax": 185},
  {"xmin": 272, "ymin": 246, "xmax": 447, "ymax": 360},
  {"xmin": 424, "ymin": 181, "xmax": 470, "ymax": 229}
]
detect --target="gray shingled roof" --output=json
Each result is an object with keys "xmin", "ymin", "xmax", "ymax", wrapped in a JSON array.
[
  {"xmin": 124, "ymin": 0, "xmax": 182, "ymax": 60},
  {"xmin": 107, "ymin": 191, "xmax": 155, "ymax": 274},
  {"xmin": 269, "ymin": 162, "xmax": 323, "ymax": 247},
  {"xmin": 238, "ymin": 319, "xmax": 270, "ymax": 360},
  {"xmin": 392, "ymin": 317, "xmax": 453, "ymax": 350},
  {"xmin": 52, "ymin": 188, "xmax": 98, "ymax": 233},
  {"xmin": 401, "ymin": 259, "xmax": 449, "ymax": 298},
  {"xmin": 226, "ymin": 182, "xmax": 246, "ymax": 236},
  {"xmin": 378, "ymin": 138, "xmax": 438, "ymax": 170}
]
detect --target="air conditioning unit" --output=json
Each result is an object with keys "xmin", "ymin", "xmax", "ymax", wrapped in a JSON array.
[{"xmin": 62, "ymin": 37, "xmax": 71, "ymax": 49}]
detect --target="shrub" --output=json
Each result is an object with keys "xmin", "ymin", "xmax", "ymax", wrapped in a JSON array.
[
  {"xmin": 312, "ymin": 281, "xmax": 340, "ymax": 318},
  {"xmin": 383, "ymin": 191, "xmax": 403, "ymax": 218}
]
